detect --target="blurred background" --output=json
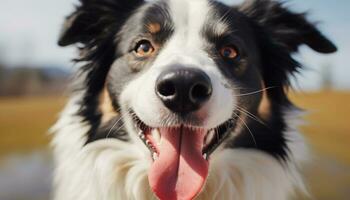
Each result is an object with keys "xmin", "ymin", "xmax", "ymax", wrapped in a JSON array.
[{"xmin": 0, "ymin": 0, "xmax": 349, "ymax": 199}]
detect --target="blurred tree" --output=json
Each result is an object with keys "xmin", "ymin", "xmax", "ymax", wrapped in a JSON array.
[
  {"xmin": 0, "ymin": 64, "xmax": 4, "ymax": 95},
  {"xmin": 0, "ymin": 66, "xmax": 70, "ymax": 97},
  {"xmin": 320, "ymin": 62, "xmax": 333, "ymax": 91}
]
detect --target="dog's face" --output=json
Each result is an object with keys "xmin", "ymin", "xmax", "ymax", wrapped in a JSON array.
[
  {"xmin": 59, "ymin": 0, "xmax": 336, "ymax": 199},
  {"xmin": 114, "ymin": 2, "xmax": 262, "ymax": 198}
]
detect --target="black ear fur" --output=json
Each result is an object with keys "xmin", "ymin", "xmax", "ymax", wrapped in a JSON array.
[
  {"xmin": 58, "ymin": 0, "xmax": 143, "ymax": 46},
  {"xmin": 239, "ymin": 0, "xmax": 337, "ymax": 53}
]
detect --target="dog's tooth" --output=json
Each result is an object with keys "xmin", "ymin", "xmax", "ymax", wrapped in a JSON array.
[
  {"xmin": 152, "ymin": 129, "xmax": 161, "ymax": 144},
  {"xmin": 139, "ymin": 132, "xmax": 145, "ymax": 140},
  {"xmin": 152, "ymin": 152, "xmax": 158, "ymax": 160},
  {"xmin": 205, "ymin": 130, "xmax": 215, "ymax": 145},
  {"xmin": 203, "ymin": 153, "xmax": 208, "ymax": 160}
]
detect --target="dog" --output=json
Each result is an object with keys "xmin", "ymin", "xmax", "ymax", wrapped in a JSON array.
[{"xmin": 52, "ymin": 0, "xmax": 337, "ymax": 199}]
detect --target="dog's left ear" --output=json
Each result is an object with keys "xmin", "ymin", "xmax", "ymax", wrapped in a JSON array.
[
  {"xmin": 58, "ymin": 0, "xmax": 144, "ymax": 47},
  {"xmin": 239, "ymin": 0, "xmax": 337, "ymax": 53}
]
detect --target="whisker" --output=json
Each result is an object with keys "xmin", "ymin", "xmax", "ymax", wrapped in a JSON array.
[
  {"xmin": 233, "ymin": 112, "xmax": 257, "ymax": 148},
  {"xmin": 105, "ymin": 111, "xmax": 127, "ymax": 139},
  {"xmin": 110, "ymin": 123, "xmax": 125, "ymax": 136},
  {"xmin": 234, "ymin": 86, "xmax": 277, "ymax": 97},
  {"xmin": 235, "ymin": 106, "xmax": 267, "ymax": 127},
  {"xmin": 106, "ymin": 119, "xmax": 122, "ymax": 139}
]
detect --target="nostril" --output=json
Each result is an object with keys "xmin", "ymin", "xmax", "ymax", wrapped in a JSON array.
[
  {"xmin": 157, "ymin": 81, "xmax": 176, "ymax": 97},
  {"xmin": 190, "ymin": 83, "xmax": 212, "ymax": 102}
]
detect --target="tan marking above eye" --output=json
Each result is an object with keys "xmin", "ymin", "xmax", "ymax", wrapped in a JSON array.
[{"xmin": 147, "ymin": 23, "xmax": 161, "ymax": 34}]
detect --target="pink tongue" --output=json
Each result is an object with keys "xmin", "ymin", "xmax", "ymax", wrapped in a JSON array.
[{"xmin": 148, "ymin": 127, "xmax": 208, "ymax": 200}]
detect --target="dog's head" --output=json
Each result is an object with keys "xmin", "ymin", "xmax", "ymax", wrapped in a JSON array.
[{"xmin": 59, "ymin": 0, "xmax": 336, "ymax": 199}]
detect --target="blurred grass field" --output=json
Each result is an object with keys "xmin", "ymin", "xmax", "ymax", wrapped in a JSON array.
[
  {"xmin": 0, "ymin": 96, "xmax": 66, "ymax": 155},
  {"xmin": 289, "ymin": 91, "xmax": 350, "ymax": 200},
  {"xmin": 0, "ymin": 92, "xmax": 349, "ymax": 199}
]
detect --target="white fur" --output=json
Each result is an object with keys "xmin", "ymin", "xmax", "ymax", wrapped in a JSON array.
[{"xmin": 52, "ymin": 96, "xmax": 308, "ymax": 200}]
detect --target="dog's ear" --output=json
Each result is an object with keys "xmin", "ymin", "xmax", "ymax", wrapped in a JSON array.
[
  {"xmin": 239, "ymin": 0, "xmax": 337, "ymax": 53},
  {"xmin": 58, "ymin": 0, "xmax": 143, "ymax": 46}
]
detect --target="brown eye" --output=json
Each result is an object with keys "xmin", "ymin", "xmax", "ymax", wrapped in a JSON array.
[
  {"xmin": 134, "ymin": 40, "xmax": 155, "ymax": 57},
  {"xmin": 220, "ymin": 46, "xmax": 239, "ymax": 60}
]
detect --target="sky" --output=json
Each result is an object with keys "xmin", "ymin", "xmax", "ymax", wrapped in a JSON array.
[{"xmin": 0, "ymin": 0, "xmax": 349, "ymax": 90}]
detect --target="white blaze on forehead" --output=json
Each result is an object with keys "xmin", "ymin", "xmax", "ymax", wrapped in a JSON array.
[
  {"xmin": 158, "ymin": 0, "xmax": 230, "ymax": 62},
  {"xmin": 167, "ymin": 0, "xmax": 211, "ymax": 50},
  {"xmin": 168, "ymin": 0, "xmax": 231, "ymax": 40}
]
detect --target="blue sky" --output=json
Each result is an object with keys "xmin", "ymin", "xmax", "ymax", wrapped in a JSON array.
[{"xmin": 0, "ymin": 0, "xmax": 349, "ymax": 90}]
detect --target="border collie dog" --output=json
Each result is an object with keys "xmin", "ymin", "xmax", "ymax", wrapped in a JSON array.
[{"xmin": 52, "ymin": 0, "xmax": 336, "ymax": 199}]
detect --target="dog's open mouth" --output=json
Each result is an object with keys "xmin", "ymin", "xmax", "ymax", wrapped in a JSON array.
[{"xmin": 130, "ymin": 110, "xmax": 237, "ymax": 200}]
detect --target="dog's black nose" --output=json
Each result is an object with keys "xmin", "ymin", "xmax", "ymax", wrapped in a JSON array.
[{"xmin": 156, "ymin": 68, "xmax": 212, "ymax": 114}]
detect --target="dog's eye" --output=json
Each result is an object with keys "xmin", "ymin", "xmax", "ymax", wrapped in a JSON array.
[
  {"xmin": 220, "ymin": 46, "xmax": 239, "ymax": 60},
  {"xmin": 134, "ymin": 40, "xmax": 155, "ymax": 57}
]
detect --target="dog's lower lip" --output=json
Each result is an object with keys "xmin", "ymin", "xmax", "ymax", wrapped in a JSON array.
[{"xmin": 130, "ymin": 110, "xmax": 237, "ymax": 159}]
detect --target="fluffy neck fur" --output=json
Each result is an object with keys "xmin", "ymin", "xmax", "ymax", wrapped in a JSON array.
[{"xmin": 51, "ymin": 94, "xmax": 308, "ymax": 200}]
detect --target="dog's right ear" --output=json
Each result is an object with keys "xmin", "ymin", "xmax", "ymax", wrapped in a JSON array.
[
  {"xmin": 58, "ymin": 0, "xmax": 144, "ymax": 46},
  {"xmin": 239, "ymin": 0, "xmax": 337, "ymax": 54}
]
